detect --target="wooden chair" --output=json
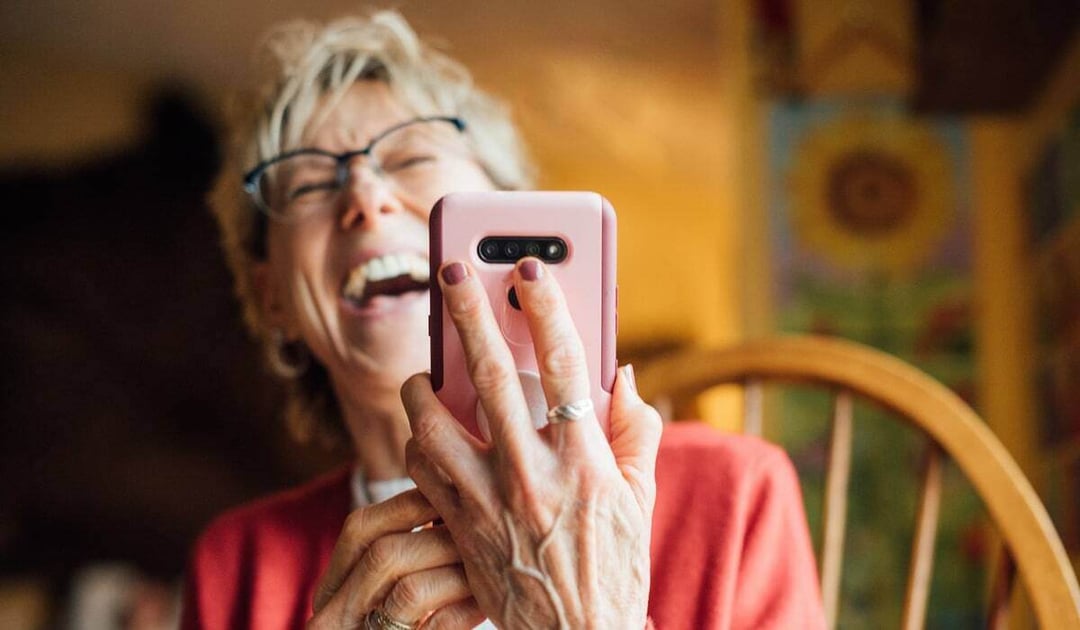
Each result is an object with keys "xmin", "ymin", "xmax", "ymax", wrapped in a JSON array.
[{"xmin": 635, "ymin": 335, "xmax": 1080, "ymax": 629}]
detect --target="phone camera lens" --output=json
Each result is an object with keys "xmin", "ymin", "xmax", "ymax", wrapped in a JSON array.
[
  {"xmin": 480, "ymin": 240, "xmax": 499, "ymax": 259},
  {"xmin": 504, "ymin": 241, "xmax": 521, "ymax": 258},
  {"xmin": 544, "ymin": 241, "xmax": 565, "ymax": 261},
  {"xmin": 525, "ymin": 242, "xmax": 541, "ymax": 256}
]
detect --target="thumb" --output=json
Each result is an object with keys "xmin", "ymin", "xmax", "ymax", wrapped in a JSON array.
[{"xmin": 608, "ymin": 365, "xmax": 663, "ymax": 504}]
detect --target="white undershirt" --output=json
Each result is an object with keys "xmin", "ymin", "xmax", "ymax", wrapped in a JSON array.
[
  {"xmin": 350, "ymin": 468, "xmax": 418, "ymax": 508},
  {"xmin": 349, "ymin": 467, "xmax": 496, "ymax": 630}
]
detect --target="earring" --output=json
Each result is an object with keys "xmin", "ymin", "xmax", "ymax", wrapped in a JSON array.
[{"xmin": 267, "ymin": 328, "xmax": 310, "ymax": 378}]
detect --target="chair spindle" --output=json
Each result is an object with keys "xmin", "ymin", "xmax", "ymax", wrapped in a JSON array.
[
  {"xmin": 902, "ymin": 446, "xmax": 944, "ymax": 630},
  {"xmin": 821, "ymin": 391, "xmax": 853, "ymax": 630}
]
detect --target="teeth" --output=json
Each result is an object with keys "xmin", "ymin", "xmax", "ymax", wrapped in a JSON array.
[
  {"xmin": 344, "ymin": 266, "xmax": 367, "ymax": 300},
  {"xmin": 409, "ymin": 257, "xmax": 429, "ymax": 281},
  {"xmin": 343, "ymin": 253, "xmax": 430, "ymax": 301},
  {"xmin": 384, "ymin": 256, "xmax": 401, "ymax": 277},
  {"xmin": 368, "ymin": 257, "xmax": 387, "ymax": 280}
]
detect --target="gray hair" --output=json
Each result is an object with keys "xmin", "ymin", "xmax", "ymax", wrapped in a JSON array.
[{"xmin": 209, "ymin": 10, "xmax": 535, "ymax": 445}]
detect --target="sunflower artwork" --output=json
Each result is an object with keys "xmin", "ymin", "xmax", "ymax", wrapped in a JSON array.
[{"xmin": 767, "ymin": 100, "xmax": 985, "ymax": 628}]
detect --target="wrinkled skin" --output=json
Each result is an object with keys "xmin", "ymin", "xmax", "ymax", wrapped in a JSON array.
[{"xmin": 401, "ymin": 259, "xmax": 663, "ymax": 628}]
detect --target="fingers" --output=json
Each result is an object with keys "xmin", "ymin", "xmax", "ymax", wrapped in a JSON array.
[
  {"xmin": 437, "ymin": 261, "xmax": 536, "ymax": 458},
  {"xmin": 608, "ymin": 365, "xmax": 664, "ymax": 510},
  {"xmin": 314, "ymin": 489, "xmax": 438, "ymax": 613},
  {"xmin": 380, "ymin": 565, "xmax": 473, "ymax": 628},
  {"xmin": 421, "ymin": 597, "xmax": 485, "ymax": 630},
  {"xmin": 313, "ymin": 527, "xmax": 460, "ymax": 624},
  {"xmin": 513, "ymin": 258, "xmax": 591, "ymax": 406},
  {"xmin": 512, "ymin": 258, "xmax": 605, "ymax": 446},
  {"xmin": 406, "ymin": 439, "xmax": 462, "ymax": 520},
  {"xmin": 401, "ymin": 373, "xmax": 486, "ymax": 487}
]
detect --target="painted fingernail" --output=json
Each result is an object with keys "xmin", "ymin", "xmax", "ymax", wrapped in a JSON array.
[
  {"xmin": 624, "ymin": 364, "xmax": 638, "ymax": 393},
  {"xmin": 519, "ymin": 258, "xmax": 543, "ymax": 281},
  {"xmin": 441, "ymin": 262, "xmax": 468, "ymax": 285}
]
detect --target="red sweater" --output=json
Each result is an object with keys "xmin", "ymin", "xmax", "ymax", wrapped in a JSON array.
[{"xmin": 181, "ymin": 423, "xmax": 825, "ymax": 629}]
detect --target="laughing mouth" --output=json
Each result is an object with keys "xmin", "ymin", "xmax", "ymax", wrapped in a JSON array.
[{"xmin": 342, "ymin": 253, "xmax": 430, "ymax": 306}]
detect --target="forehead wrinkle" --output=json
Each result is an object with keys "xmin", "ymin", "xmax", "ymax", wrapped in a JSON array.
[
  {"xmin": 303, "ymin": 82, "xmax": 421, "ymax": 151},
  {"xmin": 345, "ymin": 127, "xmax": 365, "ymax": 147}
]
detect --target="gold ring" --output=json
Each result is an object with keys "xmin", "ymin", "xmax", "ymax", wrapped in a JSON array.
[
  {"xmin": 365, "ymin": 607, "xmax": 415, "ymax": 630},
  {"xmin": 546, "ymin": 398, "xmax": 593, "ymax": 424}
]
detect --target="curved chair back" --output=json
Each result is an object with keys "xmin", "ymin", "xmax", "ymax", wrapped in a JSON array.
[{"xmin": 636, "ymin": 335, "xmax": 1080, "ymax": 629}]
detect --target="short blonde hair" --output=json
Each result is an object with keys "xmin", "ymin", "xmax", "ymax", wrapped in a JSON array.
[{"xmin": 210, "ymin": 10, "xmax": 535, "ymax": 445}]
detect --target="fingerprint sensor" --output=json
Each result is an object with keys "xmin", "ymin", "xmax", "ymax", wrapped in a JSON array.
[
  {"xmin": 476, "ymin": 370, "xmax": 547, "ymax": 440},
  {"xmin": 499, "ymin": 288, "xmax": 533, "ymax": 346}
]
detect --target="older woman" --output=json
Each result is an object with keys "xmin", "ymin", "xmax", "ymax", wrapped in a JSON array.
[{"xmin": 182, "ymin": 10, "xmax": 824, "ymax": 630}]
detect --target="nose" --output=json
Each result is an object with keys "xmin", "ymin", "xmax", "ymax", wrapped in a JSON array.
[{"xmin": 338, "ymin": 164, "xmax": 403, "ymax": 231}]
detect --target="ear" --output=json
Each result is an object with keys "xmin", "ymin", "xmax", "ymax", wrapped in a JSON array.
[{"xmin": 251, "ymin": 261, "xmax": 290, "ymax": 335}]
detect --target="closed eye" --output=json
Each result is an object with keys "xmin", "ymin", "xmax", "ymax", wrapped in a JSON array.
[
  {"xmin": 381, "ymin": 153, "xmax": 436, "ymax": 172},
  {"xmin": 288, "ymin": 180, "xmax": 339, "ymax": 200}
]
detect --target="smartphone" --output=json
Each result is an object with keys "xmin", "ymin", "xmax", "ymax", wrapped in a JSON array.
[{"xmin": 429, "ymin": 191, "xmax": 617, "ymax": 441}]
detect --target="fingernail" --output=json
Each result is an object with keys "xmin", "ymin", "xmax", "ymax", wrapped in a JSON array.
[
  {"xmin": 441, "ymin": 262, "xmax": 468, "ymax": 285},
  {"xmin": 624, "ymin": 364, "xmax": 638, "ymax": 393},
  {"xmin": 519, "ymin": 258, "xmax": 543, "ymax": 281}
]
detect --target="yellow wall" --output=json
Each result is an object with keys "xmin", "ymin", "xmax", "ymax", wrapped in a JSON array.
[{"xmin": 489, "ymin": 49, "xmax": 739, "ymax": 348}]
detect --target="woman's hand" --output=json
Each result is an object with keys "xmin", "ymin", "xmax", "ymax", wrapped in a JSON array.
[
  {"xmin": 402, "ymin": 258, "xmax": 663, "ymax": 629},
  {"xmin": 309, "ymin": 489, "xmax": 485, "ymax": 629}
]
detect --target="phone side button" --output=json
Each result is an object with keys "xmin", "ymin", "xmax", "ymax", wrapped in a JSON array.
[{"xmin": 428, "ymin": 314, "xmax": 431, "ymax": 337}]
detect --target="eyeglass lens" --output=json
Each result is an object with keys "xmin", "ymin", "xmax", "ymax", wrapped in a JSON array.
[{"xmin": 257, "ymin": 118, "xmax": 467, "ymax": 219}]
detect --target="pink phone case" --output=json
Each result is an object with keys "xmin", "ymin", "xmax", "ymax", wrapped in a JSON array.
[{"xmin": 429, "ymin": 191, "xmax": 617, "ymax": 440}]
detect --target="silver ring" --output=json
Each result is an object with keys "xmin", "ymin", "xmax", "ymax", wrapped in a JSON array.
[
  {"xmin": 365, "ymin": 608, "xmax": 415, "ymax": 630},
  {"xmin": 546, "ymin": 398, "xmax": 594, "ymax": 424}
]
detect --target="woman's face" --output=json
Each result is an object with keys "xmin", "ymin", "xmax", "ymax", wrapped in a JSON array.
[{"xmin": 258, "ymin": 81, "xmax": 496, "ymax": 396}]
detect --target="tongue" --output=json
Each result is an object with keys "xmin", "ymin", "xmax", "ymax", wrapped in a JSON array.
[{"xmin": 363, "ymin": 274, "xmax": 429, "ymax": 301}]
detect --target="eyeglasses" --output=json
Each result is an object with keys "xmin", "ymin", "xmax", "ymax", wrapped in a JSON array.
[{"xmin": 242, "ymin": 116, "xmax": 468, "ymax": 222}]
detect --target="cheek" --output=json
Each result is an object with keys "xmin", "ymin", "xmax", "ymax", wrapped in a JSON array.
[
  {"xmin": 418, "ymin": 163, "xmax": 498, "ymax": 209},
  {"xmin": 267, "ymin": 224, "xmax": 333, "ymax": 297},
  {"xmin": 455, "ymin": 162, "xmax": 499, "ymax": 191}
]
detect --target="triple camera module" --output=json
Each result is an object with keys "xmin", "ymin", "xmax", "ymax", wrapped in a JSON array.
[{"xmin": 477, "ymin": 237, "xmax": 567, "ymax": 264}]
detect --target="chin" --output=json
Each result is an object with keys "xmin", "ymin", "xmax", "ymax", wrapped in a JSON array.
[{"xmin": 349, "ymin": 334, "xmax": 429, "ymax": 383}]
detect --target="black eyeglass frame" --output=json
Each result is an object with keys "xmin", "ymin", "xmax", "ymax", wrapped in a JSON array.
[{"xmin": 241, "ymin": 115, "xmax": 467, "ymax": 219}]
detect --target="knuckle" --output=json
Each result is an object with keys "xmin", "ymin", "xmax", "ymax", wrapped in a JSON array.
[
  {"xmin": 540, "ymin": 341, "xmax": 586, "ymax": 379},
  {"xmin": 361, "ymin": 537, "xmax": 397, "ymax": 575},
  {"xmin": 527, "ymin": 285, "xmax": 561, "ymax": 317},
  {"xmin": 572, "ymin": 461, "xmax": 605, "ymax": 492},
  {"xmin": 448, "ymin": 290, "xmax": 484, "ymax": 319},
  {"xmin": 386, "ymin": 573, "xmax": 427, "ymax": 612},
  {"xmin": 641, "ymin": 403, "xmax": 664, "ymax": 429},
  {"xmin": 408, "ymin": 407, "xmax": 443, "ymax": 445},
  {"xmin": 469, "ymin": 354, "xmax": 514, "ymax": 392},
  {"xmin": 342, "ymin": 508, "xmax": 370, "ymax": 544}
]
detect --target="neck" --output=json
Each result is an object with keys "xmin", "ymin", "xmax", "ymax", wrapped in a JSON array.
[{"xmin": 332, "ymin": 375, "xmax": 412, "ymax": 481}]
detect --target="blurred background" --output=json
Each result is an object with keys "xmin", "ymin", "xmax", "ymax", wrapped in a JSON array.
[{"xmin": 0, "ymin": 0, "xmax": 1077, "ymax": 627}]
